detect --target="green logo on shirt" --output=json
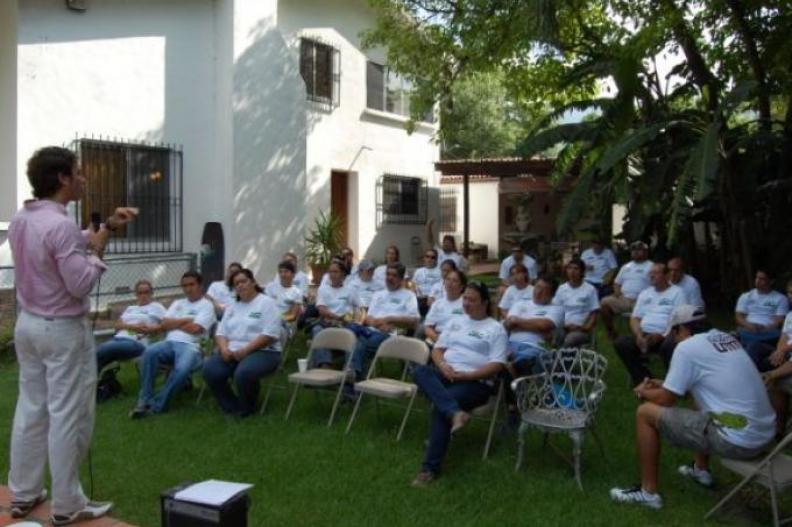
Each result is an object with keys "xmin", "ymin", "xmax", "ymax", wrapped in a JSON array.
[
  {"xmin": 249, "ymin": 312, "xmax": 262, "ymax": 319},
  {"xmin": 467, "ymin": 330, "xmax": 485, "ymax": 339}
]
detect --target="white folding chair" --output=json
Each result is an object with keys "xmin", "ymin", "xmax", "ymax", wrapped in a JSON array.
[
  {"xmin": 706, "ymin": 431, "xmax": 792, "ymax": 527},
  {"xmin": 259, "ymin": 321, "xmax": 298, "ymax": 415},
  {"xmin": 345, "ymin": 336, "xmax": 429, "ymax": 441},
  {"xmin": 284, "ymin": 327, "xmax": 357, "ymax": 427},
  {"xmin": 470, "ymin": 376, "xmax": 506, "ymax": 460}
]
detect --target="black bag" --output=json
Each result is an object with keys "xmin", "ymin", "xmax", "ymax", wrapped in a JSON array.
[{"xmin": 96, "ymin": 365, "xmax": 123, "ymax": 402}]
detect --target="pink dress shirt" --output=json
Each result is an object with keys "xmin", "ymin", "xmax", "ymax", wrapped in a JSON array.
[{"xmin": 9, "ymin": 200, "xmax": 107, "ymax": 317}]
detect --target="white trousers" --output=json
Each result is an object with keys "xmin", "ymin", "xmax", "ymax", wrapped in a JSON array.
[{"xmin": 9, "ymin": 310, "xmax": 96, "ymax": 515}]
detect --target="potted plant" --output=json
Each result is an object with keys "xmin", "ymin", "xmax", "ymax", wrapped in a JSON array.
[{"xmin": 304, "ymin": 211, "xmax": 344, "ymax": 284}]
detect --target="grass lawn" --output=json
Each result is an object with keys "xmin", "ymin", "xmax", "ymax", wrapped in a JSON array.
[{"xmin": 0, "ymin": 325, "xmax": 786, "ymax": 527}]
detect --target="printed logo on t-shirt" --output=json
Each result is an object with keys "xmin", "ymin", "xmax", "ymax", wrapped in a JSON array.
[
  {"xmin": 389, "ymin": 298, "xmax": 401, "ymax": 305},
  {"xmin": 248, "ymin": 312, "xmax": 262, "ymax": 319},
  {"xmin": 467, "ymin": 330, "xmax": 486, "ymax": 339},
  {"xmin": 451, "ymin": 308, "xmax": 464, "ymax": 314},
  {"xmin": 658, "ymin": 298, "xmax": 675, "ymax": 306},
  {"xmin": 707, "ymin": 332, "xmax": 742, "ymax": 353}
]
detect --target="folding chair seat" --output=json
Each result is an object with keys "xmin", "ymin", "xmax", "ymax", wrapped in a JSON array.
[{"xmin": 345, "ymin": 336, "xmax": 429, "ymax": 441}]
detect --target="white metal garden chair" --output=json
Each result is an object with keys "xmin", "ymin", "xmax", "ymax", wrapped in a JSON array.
[{"xmin": 511, "ymin": 347, "xmax": 608, "ymax": 489}]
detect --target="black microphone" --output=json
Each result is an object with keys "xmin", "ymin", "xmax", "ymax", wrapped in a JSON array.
[{"xmin": 90, "ymin": 211, "xmax": 102, "ymax": 231}]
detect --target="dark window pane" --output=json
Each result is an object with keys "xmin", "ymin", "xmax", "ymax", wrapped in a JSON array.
[
  {"xmin": 367, "ymin": 61, "xmax": 385, "ymax": 110},
  {"xmin": 314, "ymin": 43, "xmax": 333, "ymax": 100},
  {"xmin": 299, "ymin": 39, "xmax": 314, "ymax": 96}
]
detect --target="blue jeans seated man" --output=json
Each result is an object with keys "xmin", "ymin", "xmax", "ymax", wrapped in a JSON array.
[
  {"xmin": 132, "ymin": 340, "xmax": 202, "ymax": 416},
  {"xmin": 202, "ymin": 349, "xmax": 280, "ymax": 417},
  {"xmin": 413, "ymin": 365, "xmax": 493, "ymax": 476},
  {"xmin": 96, "ymin": 337, "xmax": 146, "ymax": 373},
  {"xmin": 350, "ymin": 329, "xmax": 390, "ymax": 380},
  {"xmin": 737, "ymin": 328, "xmax": 780, "ymax": 349}
]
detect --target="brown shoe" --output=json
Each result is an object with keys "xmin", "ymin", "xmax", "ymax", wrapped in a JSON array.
[
  {"xmin": 450, "ymin": 411, "xmax": 470, "ymax": 435},
  {"xmin": 411, "ymin": 471, "xmax": 435, "ymax": 487}
]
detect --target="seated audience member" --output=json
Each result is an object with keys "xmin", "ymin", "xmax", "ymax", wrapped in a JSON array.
[
  {"xmin": 735, "ymin": 268, "xmax": 789, "ymax": 347},
  {"xmin": 202, "ymin": 269, "xmax": 283, "ymax": 417},
  {"xmin": 498, "ymin": 244, "xmax": 538, "ymax": 288},
  {"xmin": 311, "ymin": 260, "xmax": 360, "ymax": 368},
  {"xmin": 428, "ymin": 259, "xmax": 458, "ymax": 305},
  {"xmin": 96, "ymin": 280, "xmax": 166, "ymax": 373},
  {"xmin": 130, "ymin": 271, "xmax": 216, "ymax": 418},
  {"xmin": 320, "ymin": 254, "xmax": 352, "ymax": 287},
  {"xmin": 373, "ymin": 245, "xmax": 401, "ymax": 289},
  {"xmin": 206, "ymin": 262, "xmax": 242, "ymax": 316},
  {"xmin": 351, "ymin": 262, "xmax": 420, "ymax": 380},
  {"xmin": 411, "ymin": 282, "xmax": 507, "ymax": 486},
  {"xmin": 413, "ymin": 249, "xmax": 443, "ymax": 317},
  {"xmin": 581, "ymin": 239, "xmax": 618, "ymax": 298},
  {"xmin": 761, "ymin": 307, "xmax": 792, "ymax": 435},
  {"xmin": 503, "ymin": 276, "xmax": 564, "ymax": 375},
  {"xmin": 667, "ymin": 257, "xmax": 704, "ymax": 309},
  {"xmin": 552, "ymin": 258, "xmax": 599, "ymax": 347},
  {"xmin": 422, "ymin": 269, "xmax": 466, "ymax": 346},
  {"xmin": 600, "ymin": 241, "xmax": 653, "ymax": 338},
  {"xmin": 748, "ymin": 279, "xmax": 792, "ymax": 372},
  {"xmin": 271, "ymin": 252, "xmax": 310, "ymax": 295},
  {"xmin": 265, "ymin": 260, "xmax": 303, "ymax": 322},
  {"xmin": 614, "ymin": 262, "xmax": 686, "ymax": 386},
  {"xmin": 498, "ymin": 264, "xmax": 534, "ymax": 319},
  {"xmin": 610, "ymin": 306, "xmax": 775, "ymax": 509},
  {"xmin": 426, "ymin": 218, "xmax": 467, "ymax": 270},
  {"xmin": 342, "ymin": 247, "xmax": 358, "ymax": 276},
  {"xmin": 347, "ymin": 259, "xmax": 382, "ymax": 309}
]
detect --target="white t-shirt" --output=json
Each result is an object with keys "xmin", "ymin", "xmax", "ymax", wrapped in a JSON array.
[
  {"xmin": 581, "ymin": 247, "xmax": 618, "ymax": 284},
  {"xmin": 316, "ymin": 283, "xmax": 360, "ymax": 317},
  {"xmin": 320, "ymin": 272, "xmax": 354, "ymax": 288},
  {"xmin": 614, "ymin": 260, "xmax": 653, "ymax": 299},
  {"xmin": 164, "ymin": 297, "xmax": 216, "ymax": 346},
  {"xmin": 632, "ymin": 284, "xmax": 686, "ymax": 335},
  {"xmin": 114, "ymin": 301, "xmax": 167, "ymax": 346},
  {"xmin": 498, "ymin": 284, "xmax": 534, "ymax": 314},
  {"xmin": 347, "ymin": 275, "xmax": 383, "ymax": 308},
  {"xmin": 206, "ymin": 281, "xmax": 234, "ymax": 309},
  {"xmin": 429, "ymin": 281, "xmax": 446, "ymax": 302},
  {"xmin": 735, "ymin": 289, "xmax": 789, "ymax": 327},
  {"xmin": 373, "ymin": 264, "xmax": 390, "ymax": 289},
  {"xmin": 367, "ymin": 288, "xmax": 419, "ymax": 320},
  {"xmin": 270, "ymin": 271, "xmax": 310, "ymax": 296},
  {"xmin": 424, "ymin": 296, "xmax": 465, "ymax": 334},
  {"xmin": 673, "ymin": 273, "xmax": 705, "ymax": 309},
  {"xmin": 413, "ymin": 266, "xmax": 443, "ymax": 297},
  {"xmin": 552, "ymin": 281, "xmax": 599, "ymax": 327},
  {"xmin": 507, "ymin": 300, "xmax": 565, "ymax": 347},
  {"xmin": 264, "ymin": 281, "xmax": 303, "ymax": 316},
  {"xmin": 217, "ymin": 293, "xmax": 283, "ymax": 352},
  {"xmin": 498, "ymin": 254, "xmax": 538, "ymax": 282},
  {"xmin": 663, "ymin": 330, "xmax": 775, "ymax": 449},
  {"xmin": 437, "ymin": 315, "xmax": 508, "ymax": 372},
  {"xmin": 435, "ymin": 246, "xmax": 466, "ymax": 270},
  {"xmin": 783, "ymin": 312, "xmax": 792, "ymax": 341}
]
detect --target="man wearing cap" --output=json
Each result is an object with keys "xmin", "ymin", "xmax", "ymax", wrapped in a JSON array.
[
  {"xmin": 600, "ymin": 241, "xmax": 653, "ymax": 339},
  {"xmin": 614, "ymin": 262, "xmax": 686, "ymax": 386},
  {"xmin": 347, "ymin": 259, "xmax": 382, "ymax": 309},
  {"xmin": 610, "ymin": 305, "xmax": 776, "ymax": 509},
  {"xmin": 581, "ymin": 239, "xmax": 618, "ymax": 298}
]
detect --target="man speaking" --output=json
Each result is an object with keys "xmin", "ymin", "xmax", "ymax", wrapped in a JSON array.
[{"xmin": 7, "ymin": 146, "xmax": 136, "ymax": 525}]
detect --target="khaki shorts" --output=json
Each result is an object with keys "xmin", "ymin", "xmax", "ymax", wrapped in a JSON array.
[
  {"xmin": 600, "ymin": 295, "xmax": 635, "ymax": 315},
  {"xmin": 658, "ymin": 407, "xmax": 769, "ymax": 460}
]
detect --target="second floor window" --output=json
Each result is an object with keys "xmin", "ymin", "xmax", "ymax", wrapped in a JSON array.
[
  {"xmin": 376, "ymin": 174, "xmax": 428, "ymax": 225},
  {"xmin": 300, "ymin": 38, "xmax": 340, "ymax": 107},
  {"xmin": 366, "ymin": 61, "xmax": 435, "ymax": 122}
]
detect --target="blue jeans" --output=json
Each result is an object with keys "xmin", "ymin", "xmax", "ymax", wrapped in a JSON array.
[
  {"xmin": 202, "ymin": 350, "xmax": 281, "ymax": 416},
  {"xmin": 351, "ymin": 330, "xmax": 390, "ymax": 379},
  {"xmin": 508, "ymin": 341, "xmax": 546, "ymax": 376},
  {"xmin": 738, "ymin": 328, "xmax": 781, "ymax": 348},
  {"xmin": 413, "ymin": 365, "xmax": 492, "ymax": 474},
  {"xmin": 96, "ymin": 337, "xmax": 146, "ymax": 372},
  {"xmin": 137, "ymin": 340, "xmax": 201, "ymax": 413},
  {"xmin": 746, "ymin": 341, "xmax": 778, "ymax": 372},
  {"xmin": 310, "ymin": 324, "xmax": 342, "ymax": 367}
]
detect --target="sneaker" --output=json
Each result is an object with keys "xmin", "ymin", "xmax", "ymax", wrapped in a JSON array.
[
  {"xmin": 411, "ymin": 471, "xmax": 435, "ymax": 487},
  {"xmin": 129, "ymin": 403, "xmax": 151, "ymax": 419},
  {"xmin": 51, "ymin": 500, "xmax": 113, "ymax": 526},
  {"xmin": 678, "ymin": 462, "xmax": 714, "ymax": 487},
  {"xmin": 609, "ymin": 486, "xmax": 663, "ymax": 509},
  {"xmin": 450, "ymin": 411, "xmax": 470, "ymax": 436},
  {"xmin": 10, "ymin": 488, "xmax": 48, "ymax": 518}
]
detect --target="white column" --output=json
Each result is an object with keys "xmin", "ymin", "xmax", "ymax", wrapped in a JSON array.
[{"xmin": 0, "ymin": 0, "xmax": 18, "ymax": 223}]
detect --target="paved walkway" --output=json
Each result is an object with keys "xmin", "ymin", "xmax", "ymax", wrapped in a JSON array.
[{"xmin": 0, "ymin": 486, "xmax": 136, "ymax": 527}]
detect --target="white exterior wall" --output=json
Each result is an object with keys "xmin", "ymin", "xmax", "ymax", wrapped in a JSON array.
[
  {"xmin": 0, "ymin": 1, "xmax": 17, "ymax": 229},
  {"xmin": 15, "ymin": 0, "xmax": 221, "ymax": 261},
  {"xmin": 278, "ymin": 0, "xmax": 439, "ymax": 267},
  {"xmin": 442, "ymin": 180, "xmax": 500, "ymax": 259}
]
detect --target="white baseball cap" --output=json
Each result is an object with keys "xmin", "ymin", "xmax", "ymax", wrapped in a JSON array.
[{"xmin": 668, "ymin": 305, "xmax": 706, "ymax": 332}]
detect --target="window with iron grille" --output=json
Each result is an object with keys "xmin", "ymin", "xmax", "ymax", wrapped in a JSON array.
[
  {"xmin": 73, "ymin": 139, "xmax": 183, "ymax": 254},
  {"xmin": 300, "ymin": 38, "xmax": 340, "ymax": 107},
  {"xmin": 366, "ymin": 61, "xmax": 435, "ymax": 123},
  {"xmin": 376, "ymin": 175, "xmax": 427, "ymax": 225},
  {"xmin": 439, "ymin": 188, "xmax": 457, "ymax": 232}
]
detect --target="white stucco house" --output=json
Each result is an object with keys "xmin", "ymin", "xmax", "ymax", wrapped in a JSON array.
[{"xmin": 0, "ymin": 0, "xmax": 440, "ymax": 293}]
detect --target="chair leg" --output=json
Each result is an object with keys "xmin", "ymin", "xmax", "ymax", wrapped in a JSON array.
[
  {"xmin": 570, "ymin": 429, "xmax": 584, "ymax": 490},
  {"xmin": 345, "ymin": 392, "xmax": 364, "ymax": 434},
  {"xmin": 483, "ymin": 384, "xmax": 504, "ymax": 460},
  {"xmin": 397, "ymin": 393, "xmax": 417, "ymax": 442},
  {"xmin": 260, "ymin": 379, "xmax": 275, "ymax": 416},
  {"xmin": 327, "ymin": 383, "xmax": 345, "ymax": 427},
  {"xmin": 515, "ymin": 422, "xmax": 527, "ymax": 471},
  {"xmin": 771, "ymin": 482, "xmax": 780, "ymax": 527},
  {"xmin": 285, "ymin": 384, "xmax": 300, "ymax": 420}
]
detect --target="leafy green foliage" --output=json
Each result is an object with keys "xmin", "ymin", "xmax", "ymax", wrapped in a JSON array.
[{"xmin": 304, "ymin": 211, "xmax": 344, "ymax": 268}]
